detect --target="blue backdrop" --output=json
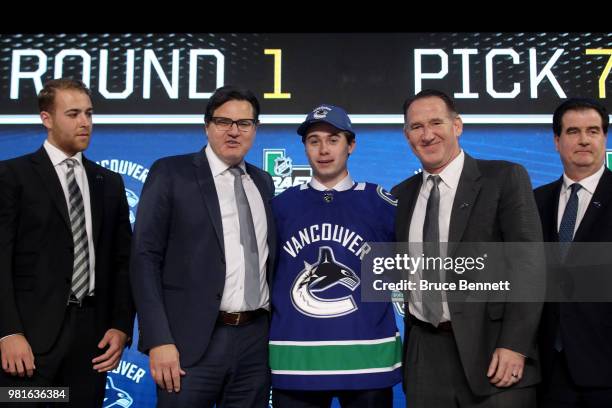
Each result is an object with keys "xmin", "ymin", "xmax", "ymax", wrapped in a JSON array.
[{"xmin": 1, "ymin": 124, "xmax": 610, "ymax": 407}]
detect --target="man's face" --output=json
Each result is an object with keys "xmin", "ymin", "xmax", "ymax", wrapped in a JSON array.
[
  {"xmin": 404, "ymin": 96, "xmax": 462, "ymax": 174},
  {"xmin": 555, "ymin": 108, "xmax": 608, "ymax": 180},
  {"xmin": 205, "ymin": 100, "xmax": 257, "ymax": 166},
  {"xmin": 304, "ymin": 123, "xmax": 355, "ymax": 188},
  {"xmin": 41, "ymin": 89, "xmax": 93, "ymax": 156}
]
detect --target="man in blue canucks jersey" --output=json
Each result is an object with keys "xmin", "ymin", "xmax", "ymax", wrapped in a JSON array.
[{"xmin": 270, "ymin": 104, "xmax": 402, "ymax": 407}]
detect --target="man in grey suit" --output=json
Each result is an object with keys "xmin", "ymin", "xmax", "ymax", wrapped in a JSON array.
[
  {"xmin": 391, "ymin": 89, "xmax": 543, "ymax": 407},
  {"xmin": 130, "ymin": 85, "xmax": 276, "ymax": 407}
]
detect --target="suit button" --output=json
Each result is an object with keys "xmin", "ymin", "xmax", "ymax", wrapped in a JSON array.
[
  {"xmin": 65, "ymin": 278, "xmax": 70, "ymax": 284},
  {"xmin": 216, "ymin": 293, "xmax": 222, "ymax": 300}
]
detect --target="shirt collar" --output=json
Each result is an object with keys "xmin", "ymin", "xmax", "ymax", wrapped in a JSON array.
[
  {"xmin": 422, "ymin": 149, "xmax": 464, "ymax": 190},
  {"xmin": 309, "ymin": 173, "xmax": 354, "ymax": 191},
  {"xmin": 205, "ymin": 145, "xmax": 247, "ymax": 177},
  {"xmin": 562, "ymin": 163, "xmax": 605, "ymax": 195},
  {"xmin": 43, "ymin": 139, "xmax": 83, "ymax": 167}
]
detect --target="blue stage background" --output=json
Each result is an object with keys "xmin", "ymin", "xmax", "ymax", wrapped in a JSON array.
[{"xmin": 1, "ymin": 124, "xmax": 610, "ymax": 407}]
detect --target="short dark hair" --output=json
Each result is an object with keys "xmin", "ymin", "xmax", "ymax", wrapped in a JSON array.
[
  {"xmin": 301, "ymin": 129, "xmax": 355, "ymax": 144},
  {"xmin": 38, "ymin": 78, "xmax": 91, "ymax": 113},
  {"xmin": 204, "ymin": 85, "xmax": 260, "ymax": 124},
  {"xmin": 552, "ymin": 98, "xmax": 609, "ymax": 136},
  {"xmin": 402, "ymin": 89, "xmax": 458, "ymax": 122}
]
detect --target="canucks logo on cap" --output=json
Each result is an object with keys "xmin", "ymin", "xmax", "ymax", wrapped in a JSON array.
[
  {"xmin": 291, "ymin": 247, "xmax": 360, "ymax": 318},
  {"xmin": 312, "ymin": 105, "xmax": 333, "ymax": 119}
]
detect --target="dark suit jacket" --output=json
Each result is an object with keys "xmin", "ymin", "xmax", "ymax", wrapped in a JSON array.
[
  {"xmin": 0, "ymin": 147, "xmax": 134, "ymax": 354},
  {"xmin": 391, "ymin": 153, "xmax": 544, "ymax": 396},
  {"xmin": 130, "ymin": 148, "xmax": 276, "ymax": 367},
  {"xmin": 534, "ymin": 167, "xmax": 612, "ymax": 387}
]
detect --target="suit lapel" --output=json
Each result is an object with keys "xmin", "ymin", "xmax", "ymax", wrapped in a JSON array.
[
  {"xmin": 543, "ymin": 178, "xmax": 563, "ymax": 242},
  {"xmin": 83, "ymin": 157, "xmax": 104, "ymax": 248},
  {"xmin": 573, "ymin": 168, "xmax": 612, "ymax": 242},
  {"xmin": 193, "ymin": 149, "xmax": 225, "ymax": 255},
  {"xmin": 30, "ymin": 147, "xmax": 71, "ymax": 232},
  {"xmin": 448, "ymin": 154, "xmax": 481, "ymax": 256},
  {"xmin": 395, "ymin": 175, "xmax": 422, "ymax": 242}
]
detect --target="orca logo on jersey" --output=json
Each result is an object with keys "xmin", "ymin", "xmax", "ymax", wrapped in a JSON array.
[
  {"xmin": 103, "ymin": 376, "xmax": 133, "ymax": 407},
  {"xmin": 291, "ymin": 246, "xmax": 360, "ymax": 318}
]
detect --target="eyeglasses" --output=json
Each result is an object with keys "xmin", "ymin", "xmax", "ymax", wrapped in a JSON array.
[{"xmin": 210, "ymin": 117, "xmax": 258, "ymax": 132}]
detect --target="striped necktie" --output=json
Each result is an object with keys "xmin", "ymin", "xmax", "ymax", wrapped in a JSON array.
[{"xmin": 65, "ymin": 158, "xmax": 90, "ymax": 301}]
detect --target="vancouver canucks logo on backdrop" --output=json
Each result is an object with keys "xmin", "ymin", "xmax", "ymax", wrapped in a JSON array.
[
  {"xmin": 97, "ymin": 158, "xmax": 150, "ymax": 227},
  {"xmin": 606, "ymin": 150, "xmax": 612, "ymax": 170},
  {"xmin": 263, "ymin": 149, "xmax": 312, "ymax": 195},
  {"xmin": 291, "ymin": 246, "xmax": 360, "ymax": 318},
  {"xmin": 103, "ymin": 377, "xmax": 133, "ymax": 408}
]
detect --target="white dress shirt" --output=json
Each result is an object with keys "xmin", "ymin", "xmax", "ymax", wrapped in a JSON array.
[
  {"xmin": 309, "ymin": 173, "xmax": 355, "ymax": 191},
  {"xmin": 205, "ymin": 146, "xmax": 270, "ymax": 312},
  {"xmin": 44, "ymin": 140, "xmax": 96, "ymax": 295},
  {"xmin": 557, "ymin": 164, "xmax": 605, "ymax": 236},
  {"xmin": 408, "ymin": 150, "xmax": 465, "ymax": 323}
]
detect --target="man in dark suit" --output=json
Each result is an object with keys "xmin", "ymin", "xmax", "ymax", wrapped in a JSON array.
[
  {"xmin": 130, "ymin": 85, "xmax": 276, "ymax": 407},
  {"xmin": 0, "ymin": 78, "xmax": 134, "ymax": 407},
  {"xmin": 391, "ymin": 89, "xmax": 543, "ymax": 407},
  {"xmin": 534, "ymin": 98, "xmax": 612, "ymax": 407}
]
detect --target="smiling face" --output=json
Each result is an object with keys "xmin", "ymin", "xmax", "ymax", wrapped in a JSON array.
[
  {"xmin": 555, "ymin": 108, "xmax": 608, "ymax": 181},
  {"xmin": 404, "ymin": 96, "xmax": 463, "ymax": 174},
  {"xmin": 303, "ymin": 122, "xmax": 355, "ymax": 189},
  {"xmin": 205, "ymin": 99, "xmax": 257, "ymax": 166},
  {"xmin": 40, "ymin": 89, "xmax": 93, "ymax": 156}
]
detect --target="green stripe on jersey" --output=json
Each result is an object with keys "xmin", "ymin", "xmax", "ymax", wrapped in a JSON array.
[{"xmin": 269, "ymin": 336, "xmax": 402, "ymax": 372}]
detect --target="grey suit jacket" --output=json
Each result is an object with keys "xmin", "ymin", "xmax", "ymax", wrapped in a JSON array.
[{"xmin": 391, "ymin": 153, "xmax": 544, "ymax": 396}]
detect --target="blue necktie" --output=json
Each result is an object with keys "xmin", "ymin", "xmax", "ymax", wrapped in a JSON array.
[
  {"xmin": 558, "ymin": 183, "xmax": 582, "ymax": 254},
  {"xmin": 555, "ymin": 183, "xmax": 581, "ymax": 351}
]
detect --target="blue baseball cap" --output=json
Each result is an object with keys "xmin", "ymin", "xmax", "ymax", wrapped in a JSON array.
[{"xmin": 297, "ymin": 104, "xmax": 355, "ymax": 138}]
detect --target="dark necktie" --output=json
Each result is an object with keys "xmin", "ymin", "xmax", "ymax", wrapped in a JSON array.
[
  {"xmin": 555, "ymin": 182, "xmax": 581, "ymax": 351},
  {"xmin": 559, "ymin": 183, "xmax": 582, "ymax": 246},
  {"xmin": 65, "ymin": 158, "xmax": 90, "ymax": 301},
  {"xmin": 228, "ymin": 166, "xmax": 260, "ymax": 310},
  {"xmin": 422, "ymin": 175, "xmax": 443, "ymax": 327}
]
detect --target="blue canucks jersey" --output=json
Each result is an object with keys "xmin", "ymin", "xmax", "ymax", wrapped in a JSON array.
[{"xmin": 269, "ymin": 182, "xmax": 402, "ymax": 390}]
